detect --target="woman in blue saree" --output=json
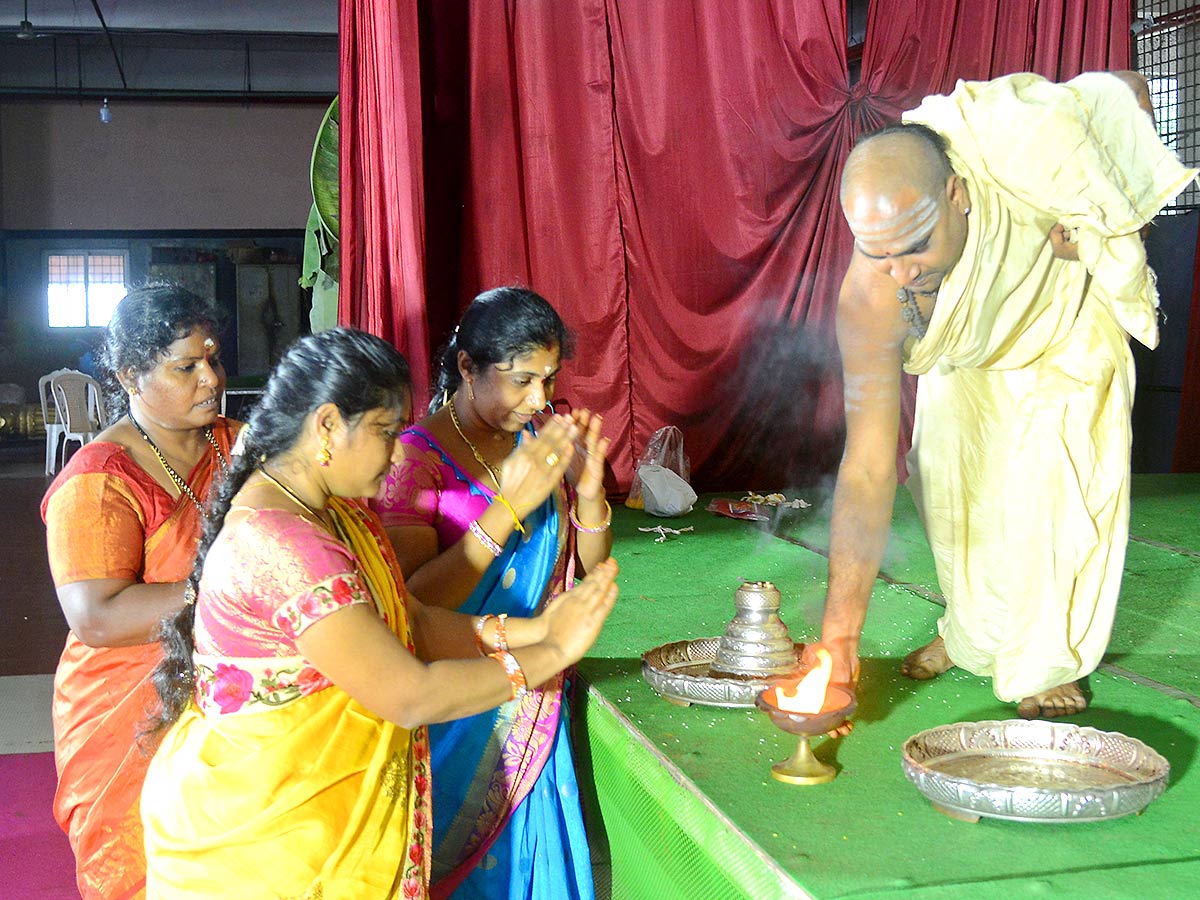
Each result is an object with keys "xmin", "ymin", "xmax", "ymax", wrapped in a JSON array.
[{"xmin": 373, "ymin": 286, "xmax": 613, "ymax": 900}]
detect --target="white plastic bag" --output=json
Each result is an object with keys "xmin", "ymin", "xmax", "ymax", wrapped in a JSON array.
[
  {"xmin": 638, "ymin": 464, "xmax": 697, "ymax": 517},
  {"xmin": 626, "ymin": 425, "xmax": 691, "ymax": 510}
]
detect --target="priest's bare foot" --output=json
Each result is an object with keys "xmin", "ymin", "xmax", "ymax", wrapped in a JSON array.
[
  {"xmin": 899, "ymin": 635, "xmax": 954, "ymax": 681},
  {"xmin": 1016, "ymin": 682, "xmax": 1087, "ymax": 719}
]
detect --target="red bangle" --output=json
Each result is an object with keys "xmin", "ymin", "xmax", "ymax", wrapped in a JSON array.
[
  {"xmin": 494, "ymin": 613, "xmax": 509, "ymax": 652},
  {"xmin": 488, "ymin": 649, "xmax": 528, "ymax": 702}
]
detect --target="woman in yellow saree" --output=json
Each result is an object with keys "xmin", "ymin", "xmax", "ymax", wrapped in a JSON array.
[
  {"xmin": 42, "ymin": 285, "xmax": 234, "ymax": 900},
  {"xmin": 141, "ymin": 328, "xmax": 618, "ymax": 900}
]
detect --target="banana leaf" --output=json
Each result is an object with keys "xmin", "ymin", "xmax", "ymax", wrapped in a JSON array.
[
  {"xmin": 302, "ymin": 205, "xmax": 340, "ymax": 332},
  {"xmin": 301, "ymin": 97, "xmax": 341, "ymax": 332},
  {"xmin": 301, "ymin": 203, "xmax": 325, "ymax": 288},
  {"xmin": 311, "ymin": 97, "xmax": 340, "ymax": 241}
]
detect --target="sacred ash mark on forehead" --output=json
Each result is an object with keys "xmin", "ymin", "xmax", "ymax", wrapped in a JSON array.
[{"xmin": 847, "ymin": 192, "xmax": 939, "ymax": 254}]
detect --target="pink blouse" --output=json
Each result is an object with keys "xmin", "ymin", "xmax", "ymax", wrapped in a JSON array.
[
  {"xmin": 192, "ymin": 509, "xmax": 373, "ymax": 714},
  {"xmin": 373, "ymin": 427, "xmax": 492, "ymax": 549}
]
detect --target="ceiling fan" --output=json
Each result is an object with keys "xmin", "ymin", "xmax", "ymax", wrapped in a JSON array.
[{"xmin": 14, "ymin": 0, "xmax": 52, "ymax": 40}]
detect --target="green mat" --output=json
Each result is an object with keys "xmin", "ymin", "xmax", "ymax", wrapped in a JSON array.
[
  {"xmin": 576, "ymin": 477, "xmax": 1200, "ymax": 900},
  {"xmin": 777, "ymin": 478, "xmax": 1200, "ymax": 697}
]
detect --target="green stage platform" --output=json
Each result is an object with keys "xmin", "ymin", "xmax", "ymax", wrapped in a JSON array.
[{"xmin": 574, "ymin": 476, "xmax": 1200, "ymax": 900}]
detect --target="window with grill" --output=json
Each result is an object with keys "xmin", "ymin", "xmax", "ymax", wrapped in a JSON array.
[
  {"xmin": 1135, "ymin": 2, "xmax": 1200, "ymax": 212},
  {"xmin": 47, "ymin": 252, "xmax": 128, "ymax": 327}
]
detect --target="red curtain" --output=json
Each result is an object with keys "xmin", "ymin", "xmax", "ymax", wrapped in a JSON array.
[
  {"xmin": 338, "ymin": 0, "xmax": 432, "ymax": 400},
  {"xmin": 339, "ymin": 0, "xmax": 1130, "ymax": 491},
  {"xmin": 456, "ymin": 0, "xmax": 634, "ymax": 475}
]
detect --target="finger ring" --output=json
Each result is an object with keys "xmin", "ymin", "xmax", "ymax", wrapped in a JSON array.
[{"xmin": 545, "ymin": 452, "xmax": 560, "ymax": 467}]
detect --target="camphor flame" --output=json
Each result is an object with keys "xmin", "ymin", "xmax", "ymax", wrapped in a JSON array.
[{"xmin": 770, "ymin": 648, "xmax": 832, "ymax": 714}]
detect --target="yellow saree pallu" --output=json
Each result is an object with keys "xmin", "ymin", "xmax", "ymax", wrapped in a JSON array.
[
  {"xmin": 143, "ymin": 498, "xmax": 431, "ymax": 899},
  {"xmin": 901, "ymin": 74, "xmax": 1197, "ymax": 701}
]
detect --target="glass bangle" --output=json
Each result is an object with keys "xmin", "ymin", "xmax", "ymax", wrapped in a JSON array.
[
  {"xmin": 469, "ymin": 519, "xmax": 503, "ymax": 557},
  {"xmin": 570, "ymin": 499, "xmax": 612, "ymax": 533},
  {"xmin": 493, "ymin": 494, "xmax": 526, "ymax": 534},
  {"xmin": 488, "ymin": 649, "xmax": 528, "ymax": 702},
  {"xmin": 473, "ymin": 613, "xmax": 497, "ymax": 656}
]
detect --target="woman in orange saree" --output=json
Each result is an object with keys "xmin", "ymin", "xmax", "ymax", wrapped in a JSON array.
[
  {"xmin": 140, "ymin": 328, "xmax": 618, "ymax": 900},
  {"xmin": 41, "ymin": 285, "xmax": 235, "ymax": 900}
]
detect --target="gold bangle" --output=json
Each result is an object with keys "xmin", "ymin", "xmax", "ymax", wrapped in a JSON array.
[
  {"xmin": 493, "ymin": 493, "xmax": 526, "ymax": 535},
  {"xmin": 570, "ymin": 499, "xmax": 612, "ymax": 533}
]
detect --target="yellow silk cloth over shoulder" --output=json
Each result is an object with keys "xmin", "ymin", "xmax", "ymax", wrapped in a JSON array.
[
  {"xmin": 142, "ymin": 498, "xmax": 432, "ymax": 899},
  {"xmin": 898, "ymin": 74, "xmax": 1196, "ymax": 702},
  {"xmin": 905, "ymin": 71, "xmax": 1197, "ymax": 369}
]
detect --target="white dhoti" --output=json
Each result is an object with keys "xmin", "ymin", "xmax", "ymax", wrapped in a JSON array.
[{"xmin": 901, "ymin": 73, "xmax": 1195, "ymax": 702}]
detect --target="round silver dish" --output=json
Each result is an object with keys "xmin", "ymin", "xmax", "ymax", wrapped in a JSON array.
[
  {"xmin": 641, "ymin": 637, "xmax": 803, "ymax": 708},
  {"xmin": 902, "ymin": 719, "xmax": 1170, "ymax": 823}
]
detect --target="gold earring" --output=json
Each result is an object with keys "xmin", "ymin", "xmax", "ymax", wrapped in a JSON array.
[
  {"xmin": 468, "ymin": 381, "xmax": 475, "ymax": 401},
  {"xmin": 127, "ymin": 386, "xmax": 139, "ymax": 397},
  {"xmin": 316, "ymin": 437, "xmax": 332, "ymax": 467}
]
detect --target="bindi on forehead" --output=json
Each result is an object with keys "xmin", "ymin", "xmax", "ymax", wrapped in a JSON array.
[
  {"xmin": 498, "ymin": 350, "xmax": 560, "ymax": 377},
  {"xmin": 165, "ymin": 334, "xmax": 220, "ymax": 362}
]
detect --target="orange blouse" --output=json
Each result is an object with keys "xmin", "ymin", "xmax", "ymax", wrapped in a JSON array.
[{"xmin": 41, "ymin": 418, "xmax": 237, "ymax": 900}]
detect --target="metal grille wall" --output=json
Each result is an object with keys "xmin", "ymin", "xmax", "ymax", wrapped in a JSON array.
[{"xmin": 1135, "ymin": 1, "xmax": 1200, "ymax": 211}]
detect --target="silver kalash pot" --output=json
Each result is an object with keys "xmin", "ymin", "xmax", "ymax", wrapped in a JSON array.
[
  {"xmin": 641, "ymin": 580, "xmax": 804, "ymax": 707},
  {"xmin": 707, "ymin": 581, "xmax": 799, "ymax": 678}
]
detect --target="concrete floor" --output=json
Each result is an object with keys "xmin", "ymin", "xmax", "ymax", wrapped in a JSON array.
[{"xmin": 0, "ymin": 441, "xmax": 70, "ymax": 754}]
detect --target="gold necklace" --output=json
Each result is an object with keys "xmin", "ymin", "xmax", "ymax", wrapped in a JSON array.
[
  {"xmin": 130, "ymin": 414, "xmax": 226, "ymax": 511},
  {"xmin": 258, "ymin": 467, "xmax": 333, "ymax": 532},
  {"xmin": 447, "ymin": 395, "xmax": 510, "ymax": 492}
]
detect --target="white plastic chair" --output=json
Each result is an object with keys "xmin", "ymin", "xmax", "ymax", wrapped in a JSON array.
[
  {"xmin": 49, "ymin": 370, "xmax": 105, "ymax": 471},
  {"xmin": 39, "ymin": 369, "xmax": 72, "ymax": 475}
]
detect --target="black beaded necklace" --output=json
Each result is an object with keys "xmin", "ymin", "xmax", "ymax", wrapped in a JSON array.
[
  {"xmin": 897, "ymin": 287, "xmax": 930, "ymax": 339},
  {"xmin": 129, "ymin": 414, "xmax": 226, "ymax": 511}
]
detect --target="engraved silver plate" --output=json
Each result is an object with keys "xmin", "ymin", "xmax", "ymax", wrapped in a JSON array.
[
  {"xmin": 641, "ymin": 637, "xmax": 803, "ymax": 708},
  {"xmin": 902, "ymin": 720, "xmax": 1170, "ymax": 823}
]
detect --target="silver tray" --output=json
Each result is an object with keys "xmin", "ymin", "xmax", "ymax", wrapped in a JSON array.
[
  {"xmin": 902, "ymin": 719, "xmax": 1170, "ymax": 823},
  {"xmin": 641, "ymin": 637, "xmax": 802, "ymax": 708}
]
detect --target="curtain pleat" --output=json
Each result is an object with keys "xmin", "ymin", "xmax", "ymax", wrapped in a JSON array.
[
  {"xmin": 339, "ymin": 0, "xmax": 1131, "ymax": 490},
  {"xmin": 339, "ymin": 0, "xmax": 432, "ymax": 402}
]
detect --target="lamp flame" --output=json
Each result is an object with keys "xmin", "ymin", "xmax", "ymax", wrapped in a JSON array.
[{"xmin": 769, "ymin": 648, "xmax": 832, "ymax": 713}]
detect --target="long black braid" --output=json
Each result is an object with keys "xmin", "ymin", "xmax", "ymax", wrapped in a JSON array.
[{"xmin": 145, "ymin": 328, "xmax": 411, "ymax": 738}]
